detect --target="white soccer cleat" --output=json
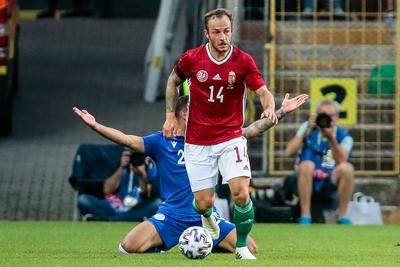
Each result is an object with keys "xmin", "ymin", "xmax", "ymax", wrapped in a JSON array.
[
  {"xmin": 201, "ymin": 213, "xmax": 220, "ymax": 240},
  {"xmin": 235, "ymin": 246, "xmax": 256, "ymax": 260}
]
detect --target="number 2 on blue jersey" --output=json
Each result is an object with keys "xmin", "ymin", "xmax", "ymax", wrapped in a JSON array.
[{"xmin": 177, "ymin": 149, "xmax": 185, "ymax": 165}]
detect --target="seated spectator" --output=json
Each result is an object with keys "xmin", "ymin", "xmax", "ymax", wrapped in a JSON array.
[
  {"xmin": 78, "ymin": 150, "xmax": 161, "ymax": 221},
  {"xmin": 285, "ymin": 100, "xmax": 354, "ymax": 224}
]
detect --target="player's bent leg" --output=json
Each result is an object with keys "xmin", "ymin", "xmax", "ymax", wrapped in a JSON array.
[
  {"xmin": 216, "ymin": 228, "xmax": 257, "ymax": 260},
  {"xmin": 228, "ymin": 177, "xmax": 256, "ymax": 260},
  {"xmin": 185, "ymin": 142, "xmax": 220, "ymax": 239},
  {"xmin": 229, "ymin": 176, "xmax": 250, "ymax": 206},
  {"xmin": 217, "ymin": 228, "xmax": 259, "ymax": 254},
  {"xmin": 216, "ymin": 228, "xmax": 236, "ymax": 253},
  {"xmin": 119, "ymin": 221, "xmax": 163, "ymax": 253},
  {"xmin": 247, "ymin": 236, "xmax": 259, "ymax": 254},
  {"xmin": 193, "ymin": 189, "xmax": 220, "ymax": 240},
  {"xmin": 193, "ymin": 188, "xmax": 215, "ymax": 212}
]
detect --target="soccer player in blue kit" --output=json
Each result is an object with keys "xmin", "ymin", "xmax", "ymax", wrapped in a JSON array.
[{"xmin": 72, "ymin": 93, "xmax": 307, "ymax": 254}]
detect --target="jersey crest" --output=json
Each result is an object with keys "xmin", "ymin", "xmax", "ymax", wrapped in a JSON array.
[
  {"xmin": 196, "ymin": 70, "xmax": 208, "ymax": 82},
  {"xmin": 227, "ymin": 71, "xmax": 236, "ymax": 89}
]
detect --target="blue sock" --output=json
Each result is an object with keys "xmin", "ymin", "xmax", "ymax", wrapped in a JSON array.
[
  {"xmin": 337, "ymin": 216, "xmax": 352, "ymax": 225},
  {"xmin": 299, "ymin": 216, "xmax": 312, "ymax": 224}
]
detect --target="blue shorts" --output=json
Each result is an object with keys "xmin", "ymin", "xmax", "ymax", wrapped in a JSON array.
[{"xmin": 148, "ymin": 212, "xmax": 235, "ymax": 251}]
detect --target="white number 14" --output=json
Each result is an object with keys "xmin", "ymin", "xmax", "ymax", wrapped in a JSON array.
[{"xmin": 208, "ymin": 85, "xmax": 224, "ymax": 103}]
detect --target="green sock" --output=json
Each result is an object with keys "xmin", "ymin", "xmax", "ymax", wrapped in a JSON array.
[
  {"xmin": 233, "ymin": 200, "xmax": 254, "ymax": 248},
  {"xmin": 193, "ymin": 200, "xmax": 212, "ymax": 218}
]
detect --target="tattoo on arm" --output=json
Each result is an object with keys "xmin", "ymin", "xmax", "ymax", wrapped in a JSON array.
[
  {"xmin": 165, "ymin": 72, "xmax": 182, "ymax": 113},
  {"xmin": 275, "ymin": 108, "xmax": 285, "ymax": 120},
  {"xmin": 243, "ymin": 108, "xmax": 286, "ymax": 139}
]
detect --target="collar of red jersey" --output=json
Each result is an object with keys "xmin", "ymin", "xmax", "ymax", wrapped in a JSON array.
[{"xmin": 205, "ymin": 43, "xmax": 233, "ymax": 65}]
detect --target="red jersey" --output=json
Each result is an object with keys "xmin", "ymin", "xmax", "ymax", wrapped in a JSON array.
[{"xmin": 173, "ymin": 43, "xmax": 265, "ymax": 145}]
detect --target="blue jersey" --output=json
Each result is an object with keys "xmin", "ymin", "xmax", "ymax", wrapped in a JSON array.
[{"xmin": 143, "ymin": 131, "xmax": 198, "ymax": 220}]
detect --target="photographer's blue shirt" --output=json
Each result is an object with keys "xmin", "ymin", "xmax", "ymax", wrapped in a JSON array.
[
  {"xmin": 105, "ymin": 160, "xmax": 158, "ymax": 212},
  {"xmin": 143, "ymin": 131, "xmax": 198, "ymax": 220},
  {"xmin": 118, "ymin": 168, "xmax": 140, "ymax": 200},
  {"xmin": 296, "ymin": 122, "xmax": 353, "ymax": 177}
]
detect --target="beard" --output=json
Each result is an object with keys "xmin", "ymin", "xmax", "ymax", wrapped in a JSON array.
[{"xmin": 210, "ymin": 39, "xmax": 231, "ymax": 54}]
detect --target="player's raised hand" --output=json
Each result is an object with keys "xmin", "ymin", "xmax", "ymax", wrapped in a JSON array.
[
  {"xmin": 260, "ymin": 107, "xmax": 278, "ymax": 124},
  {"xmin": 163, "ymin": 113, "xmax": 178, "ymax": 138},
  {"xmin": 281, "ymin": 93, "xmax": 309, "ymax": 114},
  {"xmin": 72, "ymin": 107, "xmax": 96, "ymax": 128}
]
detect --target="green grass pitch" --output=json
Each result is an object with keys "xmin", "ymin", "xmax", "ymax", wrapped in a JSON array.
[{"xmin": 0, "ymin": 221, "xmax": 399, "ymax": 266}]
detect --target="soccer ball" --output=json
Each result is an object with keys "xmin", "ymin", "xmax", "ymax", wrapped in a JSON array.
[{"xmin": 178, "ymin": 226, "xmax": 213, "ymax": 259}]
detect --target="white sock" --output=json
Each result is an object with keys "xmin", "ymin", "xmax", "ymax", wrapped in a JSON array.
[{"xmin": 118, "ymin": 243, "xmax": 129, "ymax": 254}]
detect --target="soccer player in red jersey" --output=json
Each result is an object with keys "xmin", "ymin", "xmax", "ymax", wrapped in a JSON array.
[{"xmin": 162, "ymin": 8, "xmax": 277, "ymax": 260}]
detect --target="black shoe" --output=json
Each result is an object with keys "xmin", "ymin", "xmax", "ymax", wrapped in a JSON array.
[{"xmin": 37, "ymin": 9, "xmax": 56, "ymax": 19}]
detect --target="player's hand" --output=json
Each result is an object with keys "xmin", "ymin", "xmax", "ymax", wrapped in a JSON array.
[
  {"xmin": 163, "ymin": 113, "xmax": 178, "ymax": 138},
  {"xmin": 260, "ymin": 107, "xmax": 278, "ymax": 124},
  {"xmin": 281, "ymin": 93, "xmax": 309, "ymax": 114},
  {"xmin": 72, "ymin": 107, "xmax": 96, "ymax": 128}
]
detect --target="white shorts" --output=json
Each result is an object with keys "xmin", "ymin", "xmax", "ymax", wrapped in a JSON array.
[{"xmin": 184, "ymin": 137, "xmax": 252, "ymax": 192}]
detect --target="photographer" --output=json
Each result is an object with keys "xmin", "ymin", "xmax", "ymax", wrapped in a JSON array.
[
  {"xmin": 77, "ymin": 151, "xmax": 161, "ymax": 221},
  {"xmin": 285, "ymin": 100, "xmax": 354, "ymax": 224}
]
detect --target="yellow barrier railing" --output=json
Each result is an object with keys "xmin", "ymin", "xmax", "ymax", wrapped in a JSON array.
[{"xmin": 260, "ymin": 0, "xmax": 399, "ymax": 176}]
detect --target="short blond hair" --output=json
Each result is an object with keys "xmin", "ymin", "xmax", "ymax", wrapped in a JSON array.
[{"xmin": 204, "ymin": 8, "xmax": 233, "ymax": 30}]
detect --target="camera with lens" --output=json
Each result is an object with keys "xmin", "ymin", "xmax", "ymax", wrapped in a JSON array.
[
  {"xmin": 129, "ymin": 152, "xmax": 145, "ymax": 166},
  {"xmin": 315, "ymin": 113, "xmax": 332, "ymax": 129}
]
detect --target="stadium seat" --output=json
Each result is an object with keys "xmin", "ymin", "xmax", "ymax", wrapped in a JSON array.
[
  {"xmin": 68, "ymin": 143, "xmax": 125, "ymax": 220},
  {"xmin": 367, "ymin": 64, "xmax": 396, "ymax": 94}
]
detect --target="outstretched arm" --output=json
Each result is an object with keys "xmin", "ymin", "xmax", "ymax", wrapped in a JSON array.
[
  {"xmin": 243, "ymin": 109, "xmax": 285, "ymax": 139},
  {"xmin": 243, "ymin": 93, "xmax": 308, "ymax": 139},
  {"xmin": 72, "ymin": 107, "xmax": 145, "ymax": 153}
]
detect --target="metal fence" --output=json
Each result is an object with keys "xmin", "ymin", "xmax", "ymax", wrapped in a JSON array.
[{"xmin": 241, "ymin": 0, "xmax": 399, "ymax": 176}]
